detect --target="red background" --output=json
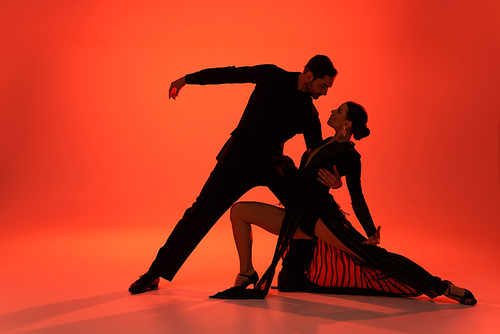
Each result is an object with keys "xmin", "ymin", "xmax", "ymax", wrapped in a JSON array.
[{"xmin": 1, "ymin": 1, "xmax": 499, "ymax": 274}]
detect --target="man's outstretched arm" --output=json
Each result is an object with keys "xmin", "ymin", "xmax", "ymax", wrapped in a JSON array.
[{"xmin": 169, "ymin": 65, "xmax": 283, "ymax": 101}]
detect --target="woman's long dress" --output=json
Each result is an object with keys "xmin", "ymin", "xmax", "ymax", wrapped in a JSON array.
[{"xmin": 252, "ymin": 138, "xmax": 448, "ymax": 299}]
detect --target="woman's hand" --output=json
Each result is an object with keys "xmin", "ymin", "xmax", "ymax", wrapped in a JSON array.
[
  {"xmin": 363, "ymin": 226, "xmax": 381, "ymax": 245},
  {"xmin": 318, "ymin": 166, "xmax": 342, "ymax": 189}
]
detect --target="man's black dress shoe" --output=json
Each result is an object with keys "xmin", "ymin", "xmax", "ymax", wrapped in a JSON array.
[{"xmin": 129, "ymin": 272, "xmax": 160, "ymax": 294}]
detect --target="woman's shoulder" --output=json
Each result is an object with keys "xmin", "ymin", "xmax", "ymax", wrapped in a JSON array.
[
  {"xmin": 319, "ymin": 141, "xmax": 361, "ymax": 167},
  {"xmin": 334, "ymin": 141, "xmax": 361, "ymax": 158},
  {"xmin": 336, "ymin": 142, "xmax": 362, "ymax": 170},
  {"xmin": 347, "ymin": 142, "xmax": 361, "ymax": 158}
]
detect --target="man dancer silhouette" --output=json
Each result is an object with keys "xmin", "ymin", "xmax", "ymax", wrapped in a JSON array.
[{"xmin": 129, "ymin": 55, "xmax": 340, "ymax": 293}]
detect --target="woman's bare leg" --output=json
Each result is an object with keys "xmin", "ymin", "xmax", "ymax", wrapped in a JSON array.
[{"xmin": 230, "ymin": 201, "xmax": 311, "ymax": 286}]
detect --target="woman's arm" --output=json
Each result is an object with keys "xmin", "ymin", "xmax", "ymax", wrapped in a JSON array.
[{"xmin": 345, "ymin": 158, "xmax": 378, "ymax": 238}]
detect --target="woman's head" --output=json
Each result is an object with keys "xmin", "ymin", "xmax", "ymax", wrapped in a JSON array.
[
  {"xmin": 346, "ymin": 102, "xmax": 370, "ymax": 140},
  {"xmin": 327, "ymin": 101, "xmax": 370, "ymax": 140}
]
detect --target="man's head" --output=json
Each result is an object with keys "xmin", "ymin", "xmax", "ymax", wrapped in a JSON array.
[
  {"xmin": 303, "ymin": 55, "xmax": 337, "ymax": 80},
  {"xmin": 301, "ymin": 55, "xmax": 337, "ymax": 99}
]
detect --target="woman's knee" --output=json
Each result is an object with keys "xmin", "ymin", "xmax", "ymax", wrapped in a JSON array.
[{"xmin": 230, "ymin": 202, "xmax": 250, "ymax": 224}]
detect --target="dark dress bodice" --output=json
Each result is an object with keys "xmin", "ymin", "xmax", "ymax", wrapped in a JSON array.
[{"xmin": 288, "ymin": 138, "xmax": 376, "ymax": 238}]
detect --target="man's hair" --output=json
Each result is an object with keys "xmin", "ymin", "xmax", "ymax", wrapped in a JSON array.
[{"xmin": 303, "ymin": 55, "xmax": 337, "ymax": 80}]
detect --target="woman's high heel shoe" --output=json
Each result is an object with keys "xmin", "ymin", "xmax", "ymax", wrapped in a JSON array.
[
  {"xmin": 444, "ymin": 282, "xmax": 477, "ymax": 306},
  {"xmin": 459, "ymin": 290, "xmax": 477, "ymax": 306},
  {"xmin": 235, "ymin": 271, "xmax": 259, "ymax": 289},
  {"xmin": 209, "ymin": 272, "xmax": 261, "ymax": 299}
]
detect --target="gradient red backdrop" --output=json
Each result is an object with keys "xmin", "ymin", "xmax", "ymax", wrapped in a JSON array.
[{"xmin": 1, "ymin": 1, "xmax": 499, "ymax": 280}]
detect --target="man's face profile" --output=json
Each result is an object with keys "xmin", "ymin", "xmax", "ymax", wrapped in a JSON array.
[{"xmin": 306, "ymin": 75, "xmax": 334, "ymax": 99}]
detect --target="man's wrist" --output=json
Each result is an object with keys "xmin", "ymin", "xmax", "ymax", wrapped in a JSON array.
[{"xmin": 331, "ymin": 180, "xmax": 342, "ymax": 189}]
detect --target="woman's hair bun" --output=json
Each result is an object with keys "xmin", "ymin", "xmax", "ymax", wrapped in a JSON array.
[
  {"xmin": 353, "ymin": 125, "xmax": 370, "ymax": 140},
  {"xmin": 346, "ymin": 101, "xmax": 370, "ymax": 140}
]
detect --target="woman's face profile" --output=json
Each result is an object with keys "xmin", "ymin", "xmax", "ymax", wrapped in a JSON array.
[{"xmin": 327, "ymin": 102, "xmax": 349, "ymax": 129}]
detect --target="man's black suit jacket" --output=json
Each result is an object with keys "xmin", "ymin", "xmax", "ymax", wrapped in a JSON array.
[{"xmin": 185, "ymin": 64, "xmax": 323, "ymax": 177}]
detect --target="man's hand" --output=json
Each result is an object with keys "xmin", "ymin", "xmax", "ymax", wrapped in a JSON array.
[
  {"xmin": 169, "ymin": 76, "xmax": 187, "ymax": 100},
  {"xmin": 318, "ymin": 166, "xmax": 342, "ymax": 189},
  {"xmin": 363, "ymin": 226, "xmax": 381, "ymax": 246}
]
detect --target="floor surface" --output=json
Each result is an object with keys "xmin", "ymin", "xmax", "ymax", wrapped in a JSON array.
[{"xmin": 1, "ymin": 225, "xmax": 499, "ymax": 334}]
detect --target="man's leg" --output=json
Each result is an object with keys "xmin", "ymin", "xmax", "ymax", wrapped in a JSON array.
[
  {"xmin": 130, "ymin": 164, "xmax": 254, "ymax": 292},
  {"xmin": 152, "ymin": 164, "xmax": 255, "ymax": 280}
]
